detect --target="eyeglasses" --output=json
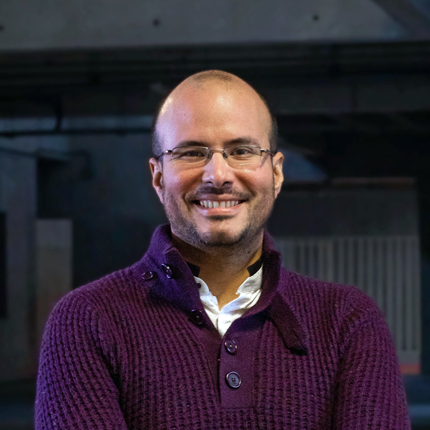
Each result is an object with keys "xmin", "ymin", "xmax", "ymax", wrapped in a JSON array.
[{"xmin": 156, "ymin": 145, "xmax": 275, "ymax": 168}]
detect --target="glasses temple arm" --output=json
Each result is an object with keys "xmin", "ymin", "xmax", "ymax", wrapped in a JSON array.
[
  {"xmin": 155, "ymin": 150, "xmax": 173, "ymax": 159},
  {"xmin": 261, "ymin": 149, "xmax": 276, "ymax": 156}
]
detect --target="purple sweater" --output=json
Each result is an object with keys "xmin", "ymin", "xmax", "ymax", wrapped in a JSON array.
[{"xmin": 36, "ymin": 225, "xmax": 410, "ymax": 429}]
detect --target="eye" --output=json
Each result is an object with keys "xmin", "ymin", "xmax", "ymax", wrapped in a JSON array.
[
  {"xmin": 229, "ymin": 146, "xmax": 257, "ymax": 157},
  {"xmin": 174, "ymin": 147, "xmax": 207, "ymax": 159}
]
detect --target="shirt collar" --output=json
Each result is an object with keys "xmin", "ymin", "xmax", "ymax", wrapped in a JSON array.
[{"xmin": 196, "ymin": 265, "xmax": 263, "ymax": 297}]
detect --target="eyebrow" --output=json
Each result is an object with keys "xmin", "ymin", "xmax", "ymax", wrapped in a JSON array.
[
  {"xmin": 175, "ymin": 137, "xmax": 260, "ymax": 148},
  {"xmin": 227, "ymin": 137, "xmax": 260, "ymax": 146}
]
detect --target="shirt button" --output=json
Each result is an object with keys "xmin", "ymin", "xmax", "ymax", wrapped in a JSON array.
[
  {"xmin": 161, "ymin": 264, "xmax": 173, "ymax": 279},
  {"xmin": 141, "ymin": 271, "xmax": 154, "ymax": 280},
  {"xmin": 189, "ymin": 309, "xmax": 204, "ymax": 326},
  {"xmin": 226, "ymin": 372, "xmax": 241, "ymax": 389},
  {"xmin": 224, "ymin": 339, "xmax": 238, "ymax": 355}
]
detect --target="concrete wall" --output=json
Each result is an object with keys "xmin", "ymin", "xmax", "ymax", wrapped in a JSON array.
[
  {"xmin": 0, "ymin": 122, "xmax": 166, "ymax": 380},
  {"xmin": 0, "ymin": 138, "xmax": 71, "ymax": 380},
  {"xmin": 71, "ymin": 134, "xmax": 165, "ymax": 287},
  {"xmin": 0, "ymin": 0, "xmax": 403, "ymax": 52},
  {"xmin": 36, "ymin": 220, "xmax": 72, "ymax": 347},
  {"xmin": 38, "ymin": 133, "xmax": 166, "ymax": 288},
  {"xmin": 0, "ymin": 145, "xmax": 36, "ymax": 380}
]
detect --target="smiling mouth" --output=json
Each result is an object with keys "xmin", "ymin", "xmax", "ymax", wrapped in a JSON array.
[{"xmin": 197, "ymin": 200, "xmax": 242, "ymax": 208}]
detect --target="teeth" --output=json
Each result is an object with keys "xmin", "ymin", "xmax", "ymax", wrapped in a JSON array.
[{"xmin": 198, "ymin": 200, "xmax": 241, "ymax": 208}]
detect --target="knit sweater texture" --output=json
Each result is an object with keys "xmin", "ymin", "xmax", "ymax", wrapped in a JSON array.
[{"xmin": 35, "ymin": 225, "xmax": 411, "ymax": 429}]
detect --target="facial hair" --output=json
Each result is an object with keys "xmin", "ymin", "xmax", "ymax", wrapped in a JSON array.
[{"xmin": 162, "ymin": 180, "xmax": 276, "ymax": 251}]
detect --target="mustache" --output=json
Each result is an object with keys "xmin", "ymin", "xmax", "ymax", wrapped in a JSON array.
[{"xmin": 189, "ymin": 184, "xmax": 250, "ymax": 200}]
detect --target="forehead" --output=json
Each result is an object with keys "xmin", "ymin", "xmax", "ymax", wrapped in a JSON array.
[{"xmin": 156, "ymin": 82, "xmax": 271, "ymax": 150}]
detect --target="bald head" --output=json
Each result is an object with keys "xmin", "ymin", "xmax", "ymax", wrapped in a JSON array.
[{"xmin": 151, "ymin": 70, "xmax": 277, "ymax": 156}]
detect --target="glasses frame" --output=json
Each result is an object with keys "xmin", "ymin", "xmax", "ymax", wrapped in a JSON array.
[{"xmin": 155, "ymin": 145, "xmax": 275, "ymax": 167}]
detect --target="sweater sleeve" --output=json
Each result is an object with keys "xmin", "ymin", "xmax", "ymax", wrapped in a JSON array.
[
  {"xmin": 35, "ymin": 291, "xmax": 128, "ymax": 430},
  {"xmin": 332, "ymin": 288, "xmax": 411, "ymax": 429}
]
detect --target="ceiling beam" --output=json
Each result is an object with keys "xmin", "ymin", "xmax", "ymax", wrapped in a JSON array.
[{"xmin": 371, "ymin": 0, "xmax": 430, "ymax": 38}]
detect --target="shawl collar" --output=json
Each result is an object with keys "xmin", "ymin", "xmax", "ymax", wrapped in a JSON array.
[{"xmin": 132, "ymin": 224, "xmax": 308, "ymax": 353}]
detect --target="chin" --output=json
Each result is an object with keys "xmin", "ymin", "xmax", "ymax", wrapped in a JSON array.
[{"xmin": 196, "ymin": 228, "xmax": 246, "ymax": 248}]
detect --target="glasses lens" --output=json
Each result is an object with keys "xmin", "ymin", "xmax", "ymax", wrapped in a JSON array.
[
  {"xmin": 169, "ymin": 145, "xmax": 264, "ymax": 168},
  {"xmin": 171, "ymin": 147, "xmax": 209, "ymax": 162},
  {"xmin": 226, "ymin": 145, "xmax": 261, "ymax": 166}
]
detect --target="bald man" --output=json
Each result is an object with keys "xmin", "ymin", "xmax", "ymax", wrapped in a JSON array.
[{"xmin": 36, "ymin": 71, "xmax": 410, "ymax": 429}]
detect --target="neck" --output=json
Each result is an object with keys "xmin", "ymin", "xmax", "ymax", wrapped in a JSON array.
[{"xmin": 172, "ymin": 232, "xmax": 264, "ymax": 309}]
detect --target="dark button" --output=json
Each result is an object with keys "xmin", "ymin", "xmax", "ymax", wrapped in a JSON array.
[
  {"xmin": 141, "ymin": 271, "xmax": 154, "ymax": 280},
  {"xmin": 226, "ymin": 372, "xmax": 241, "ymax": 389},
  {"xmin": 189, "ymin": 309, "xmax": 204, "ymax": 326},
  {"xmin": 161, "ymin": 263, "xmax": 173, "ymax": 279},
  {"xmin": 224, "ymin": 339, "xmax": 238, "ymax": 355}
]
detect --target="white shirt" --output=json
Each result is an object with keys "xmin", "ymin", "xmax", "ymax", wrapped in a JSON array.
[{"xmin": 195, "ymin": 266, "xmax": 263, "ymax": 337}]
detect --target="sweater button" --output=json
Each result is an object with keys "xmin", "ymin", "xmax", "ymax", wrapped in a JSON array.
[
  {"xmin": 189, "ymin": 309, "xmax": 204, "ymax": 326},
  {"xmin": 224, "ymin": 339, "xmax": 238, "ymax": 355},
  {"xmin": 141, "ymin": 271, "xmax": 154, "ymax": 280},
  {"xmin": 161, "ymin": 264, "xmax": 173, "ymax": 279},
  {"xmin": 226, "ymin": 371, "xmax": 241, "ymax": 389}
]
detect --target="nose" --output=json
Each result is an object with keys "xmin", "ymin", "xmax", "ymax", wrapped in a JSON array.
[{"xmin": 202, "ymin": 151, "xmax": 234, "ymax": 188}]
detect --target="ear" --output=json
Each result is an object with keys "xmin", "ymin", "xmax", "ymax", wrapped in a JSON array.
[
  {"xmin": 149, "ymin": 157, "xmax": 164, "ymax": 204},
  {"xmin": 272, "ymin": 152, "xmax": 284, "ymax": 198}
]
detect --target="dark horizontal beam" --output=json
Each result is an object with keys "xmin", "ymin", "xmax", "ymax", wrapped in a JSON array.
[
  {"xmin": 0, "ymin": 127, "xmax": 151, "ymax": 138},
  {"xmin": 1, "ymin": 41, "xmax": 430, "ymax": 94},
  {"xmin": 2, "ymin": 119, "xmax": 430, "ymax": 138}
]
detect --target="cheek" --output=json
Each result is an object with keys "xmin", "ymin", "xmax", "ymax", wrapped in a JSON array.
[
  {"xmin": 239, "ymin": 170, "xmax": 273, "ymax": 194},
  {"xmin": 164, "ymin": 169, "xmax": 199, "ymax": 196}
]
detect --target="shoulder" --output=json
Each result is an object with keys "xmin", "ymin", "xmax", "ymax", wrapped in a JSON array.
[
  {"xmin": 280, "ymin": 268, "xmax": 375, "ymax": 306},
  {"xmin": 278, "ymin": 268, "xmax": 384, "ymax": 331},
  {"xmin": 49, "ymin": 263, "xmax": 151, "ymax": 323}
]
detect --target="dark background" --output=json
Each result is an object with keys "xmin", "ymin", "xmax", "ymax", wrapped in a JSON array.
[{"xmin": 1, "ymin": 0, "xmax": 430, "ymax": 428}]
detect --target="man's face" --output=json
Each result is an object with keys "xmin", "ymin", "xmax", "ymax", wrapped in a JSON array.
[{"xmin": 150, "ymin": 82, "xmax": 284, "ymax": 250}]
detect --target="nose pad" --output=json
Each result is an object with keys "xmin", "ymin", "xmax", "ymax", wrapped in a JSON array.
[
  {"xmin": 202, "ymin": 150, "xmax": 233, "ymax": 186},
  {"xmin": 206, "ymin": 150, "xmax": 227, "ymax": 165}
]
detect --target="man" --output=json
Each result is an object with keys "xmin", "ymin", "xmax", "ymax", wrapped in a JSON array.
[{"xmin": 36, "ymin": 71, "xmax": 410, "ymax": 429}]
